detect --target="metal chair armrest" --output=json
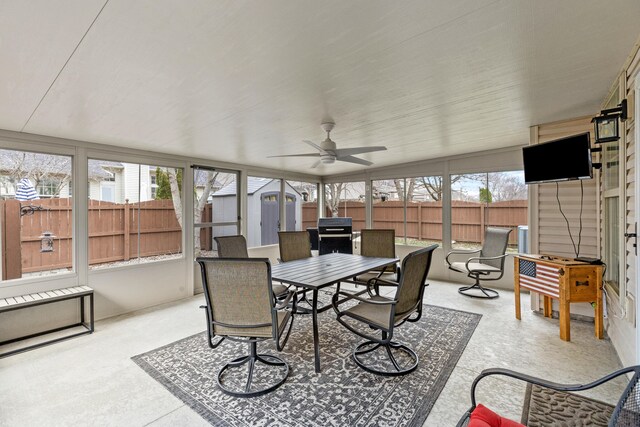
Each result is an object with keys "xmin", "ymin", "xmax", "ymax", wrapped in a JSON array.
[
  {"xmin": 274, "ymin": 290, "xmax": 295, "ymax": 311},
  {"xmin": 366, "ymin": 276, "xmax": 400, "ymax": 297},
  {"xmin": 446, "ymin": 249, "xmax": 481, "ymax": 266},
  {"xmin": 464, "ymin": 254, "xmax": 508, "ymax": 271},
  {"xmin": 334, "ymin": 291, "xmax": 397, "ymax": 306},
  {"xmin": 368, "ymin": 277, "xmax": 399, "ymax": 287},
  {"xmin": 469, "ymin": 366, "xmax": 639, "ymax": 407}
]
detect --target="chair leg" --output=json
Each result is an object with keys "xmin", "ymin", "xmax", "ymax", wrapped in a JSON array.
[
  {"xmin": 458, "ymin": 276, "xmax": 499, "ymax": 299},
  {"xmin": 216, "ymin": 340, "xmax": 289, "ymax": 398},
  {"xmin": 352, "ymin": 332, "xmax": 418, "ymax": 376}
]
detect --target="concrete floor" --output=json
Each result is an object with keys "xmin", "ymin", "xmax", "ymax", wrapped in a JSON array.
[{"xmin": 0, "ymin": 281, "xmax": 625, "ymax": 427}]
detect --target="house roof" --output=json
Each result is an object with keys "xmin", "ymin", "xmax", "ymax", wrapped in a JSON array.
[
  {"xmin": 213, "ymin": 177, "xmax": 272, "ymax": 197},
  {"xmin": 88, "ymin": 160, "xmax": 123, "ymax": 180},
  {"xmin": 0, "ymin": 150, "xmax": 72, "ymax": 177}
]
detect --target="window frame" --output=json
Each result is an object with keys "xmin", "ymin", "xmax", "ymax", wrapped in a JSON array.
[{"xmin": 0, "ymin": 143, "xmax": 77, "ymax": 287}]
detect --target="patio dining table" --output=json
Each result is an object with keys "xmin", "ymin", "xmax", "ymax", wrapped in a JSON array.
[{"xmin": 271, "ymin": 252, "xmax": 399, "ymax": 373}]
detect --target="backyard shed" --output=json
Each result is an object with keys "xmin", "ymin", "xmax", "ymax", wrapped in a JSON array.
[{"xmin": 212, "ymin": 177, "xmax": 302, "ymax": 247}]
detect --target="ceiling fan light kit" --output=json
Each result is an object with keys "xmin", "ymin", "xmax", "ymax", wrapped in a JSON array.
[{"xmin": 269, "ymin": 121, "xmax": 387, "ymax": 168}]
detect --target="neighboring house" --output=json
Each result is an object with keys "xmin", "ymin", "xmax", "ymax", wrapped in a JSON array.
[
  {"xmin": 87, "ymin": 161, "xmax": 158, "ymax": 203},
  {"xmin": 194, "ymin": 169, "xmax": 226, "ymax": 201},
  {"xmin": 0, "ymin": 150, "xmax": 72, "ymax": 199},
  {"xmin": 212, "ymin": 177, "xmax": 302, "ymax": 247}
]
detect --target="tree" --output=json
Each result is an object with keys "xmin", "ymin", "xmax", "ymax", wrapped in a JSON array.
[
  {"xmin": 479, "ymin": 187, "xmax": 492, "ymax": 203},
  {"xmin": 414, "ymin": 176, "xmax": 471, "ymax": 201},
  {"xmin": 325, "ymin": 182, "xmax": 345, "ymax": 217},
  {"xmin": 392, "ymin": 178, "xmax": 415, "ymax": 201},
  {"xmin": 0, "ymin": 149, "xmax": 71, "ymax": 197},
  {"xmin": 154, "ymin": 168, "xmax": 172, "ymax": 200},
  {"xmin": 488, "ymin": 172, "xmax": 527, "ymax": 201}
]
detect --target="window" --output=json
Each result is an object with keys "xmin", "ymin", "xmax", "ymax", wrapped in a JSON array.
[
  {"xmin": 0, "ymin": 148, "xmax": 73, "ymax": 282},
  {"xmin": 602, "ymin": 89, "xmax": 622, "ymax": 295},
  {"xmin": 603, "ymin": 122, "xmax": 621, "ymax": 293},
  {"xmin": 371, "ymin": 177, "xmax": 443, "ymax": 246},
  {"xmin": 36, "ymin": 179, "xmax": 62, "ymax": 197},
  {"xmin": 324, "ymin": 181, "xmax": 365, "ymax": 231},
  {"xmin": 451, "ymin": 171, "xmax": 526, "ymax": 251},
  {"xmin": 285, "ymin": 180, "xmax": 318, "ymax": 231},
  {"xmin": 372, "ymin": 179, "xmax": 406, "ymax": 241},
  {"xmin": 247, "ymin": 176, "xmax": 282, "ymax": 247},
  {"xmin": 193, "ymin": 167, "xmax": 239, "ymax": 256},
  {"xmin": 88, "ymin": 160, "xmax": 183, "ymax": 269},
  {"xmin": 408, "ymin": 176, "xmax": 443, "ymax": 246}
]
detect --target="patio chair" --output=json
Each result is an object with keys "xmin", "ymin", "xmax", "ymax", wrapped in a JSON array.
[
  {"xmin": 446, "ymin": 227, "xmax": 512, "ymax": 299},
  {"xmin": 277, "ymin": 231, "xmax": 317, "ymax": 311},
  {"xmin": 332, "ymin": 244, "xmax": 437, "ymax": 376},
  {"xmin": 277, "ymin": 231, "xmax": 312, "ymax": 262},
  {"xmin": 196, "ymin": 257, "xmax": 295, "ymax": 398},
  {"xmin": 214, "ymin": 235, "xmax": 249, "ymax": 258},
  {"xmin": 351, "ymin": 229, "xmax": 399, "ymax": 294},
  {"xmin": 456, "ymin": 365, "xmax": 640, "ymax": 426},
  {"xmin": 215, "ymin": 235, "xmax": 289, "ymax": 298}
]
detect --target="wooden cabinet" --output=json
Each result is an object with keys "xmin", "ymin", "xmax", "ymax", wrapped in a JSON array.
[{"xmin": 514, "ymin": 255, "xmax": 603, "ymax": 341}]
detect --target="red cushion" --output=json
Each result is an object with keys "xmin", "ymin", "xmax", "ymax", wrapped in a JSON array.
[{"xmin": 468, "ymin": 404, "xmax": 525, "ymax": 427}]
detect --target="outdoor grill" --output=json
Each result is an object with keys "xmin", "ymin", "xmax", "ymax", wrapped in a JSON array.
[{"xmin": 318, "ymin": 217, "xmax": 353, "ymax": 255}]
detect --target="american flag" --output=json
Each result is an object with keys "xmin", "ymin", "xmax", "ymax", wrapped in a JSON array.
[{"xmin": 518, "ymin": 259, "xmax": 560, "ymax": 298}]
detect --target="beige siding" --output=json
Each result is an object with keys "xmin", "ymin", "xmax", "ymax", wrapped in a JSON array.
[
  {"xmin": 532, "ymin": 117, "xmax": 599, "ymax": 259},
  {"xmin": 603, "ymin": 41, "xmax": 639, "ymax": 367}
]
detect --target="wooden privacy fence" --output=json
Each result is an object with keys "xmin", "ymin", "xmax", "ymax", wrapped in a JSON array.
[
  {"xmin": 1, "ymin": 198, "xmax": 181, "ymax": 280},
  {"xmin": 302, "ymin": 200, "xmax": 527, "ymax": 244}
]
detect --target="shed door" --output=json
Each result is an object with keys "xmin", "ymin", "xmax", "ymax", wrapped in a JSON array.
[
  {"xmin": 261, "ymin": 192, "xmax": 280, "ymax": 245},
  {"xmin": 286, "ymin": 193, "xmax": 296, "ymax": 231}
]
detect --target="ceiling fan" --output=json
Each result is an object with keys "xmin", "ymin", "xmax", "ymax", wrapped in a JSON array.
[{"xmin": 269, "ymin": 122, "xmax": 387, "ymax": 168}]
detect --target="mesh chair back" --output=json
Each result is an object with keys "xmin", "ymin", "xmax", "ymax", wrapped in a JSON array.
[
  {"xmin": 214, "ymin": 235, "xmax": 249, "ymax": 258},
  {"xmin": 361, "ymin": 229, "xmax": 396, "ymax": 272},
  {"xmin": 611, "ymin": 369, "xmax": 640, "ymax": 426},
  {"xmin": 278, "ymin": 231, "xmax": 312, "ymax": 262},
  {"xmin": 480, "ymin": 227, "xmax": 512, "ymax": 269},
  {"xmin": 394, "ymin": 244, "xmax": 437, "ymax": 317},
  {"xmin": 199, "ymin": 258, "xmax": 274, "ymax": 338}
]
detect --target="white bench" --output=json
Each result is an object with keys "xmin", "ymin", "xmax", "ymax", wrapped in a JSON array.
[{"xmin": 0, "ymin": 286, "xmax": 94, "ymax": 358}]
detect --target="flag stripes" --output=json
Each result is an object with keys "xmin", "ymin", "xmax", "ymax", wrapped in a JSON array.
[{"xmin": 518, "ymin": 259, "xmax": 560, "ymax": 298}]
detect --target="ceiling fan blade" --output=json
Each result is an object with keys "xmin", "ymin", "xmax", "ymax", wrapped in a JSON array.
[
  {"xmin": 334, "ymin": 146, "xmax": 387, "ymax": 157},
  {"xmin": 303, "ymin": 140, "xmax": 324, "ymax": 152},
  {"xmin": 267, "ymin": 153, "xmax": 321, "ymax": 158},
  {"xmin": 310, "ymin": 159, "xmax": 322, "ymax": 168},
  {"xmin": 337, "ymin": 155, "xmax": 373, "ymax": 166}
]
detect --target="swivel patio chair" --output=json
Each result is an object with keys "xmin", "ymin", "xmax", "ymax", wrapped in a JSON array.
[
  {"xmin": 456, "ymin": 365, "xmax": 640, "ymax": 426},
  {"xmin": 277, "ymin": 231, "xmax": 316, "ymax": 311},
  {"xmin": 351, "ymin": 229, "xmax": 400, "ymax": 294},
  {"xmin": 214, "ymin": 235, "xmax": 249, "ymax": 258},
  {"xmin": 446, "ymin": 227, "xmax": 512, "ymax": 299},
  {"xmin": 196, "ymin": 257, "xmax": 295, "ymax": 397},
  {"xmin": 332, "ymin": 244, "xmax": 437, "ymax": 376},
  {"xmin": 277, "ymin": 231, "xmax": 312, "ymax": 262},
  {"xmin": 215, "ymin": 235, "xmax": 289, "ymax": 298}
]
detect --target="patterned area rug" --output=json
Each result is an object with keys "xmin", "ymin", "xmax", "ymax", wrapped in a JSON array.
[
  {"xmin": 522, "ymin": 384, "xmax": 614, "ymax": 426},
  {"xmin": 132, "ymin": 303, "xmax": 481, "ymax": 427}
]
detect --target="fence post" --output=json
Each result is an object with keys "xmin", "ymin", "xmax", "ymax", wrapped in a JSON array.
[
  {"xmin": 417, "ymin": 204, "xmax": 422, "ymax": 240},
  {"xmin": 1, "ymin": 200, "xmax": 22, "ymax": 280},
  {"xmin": 480, "ymin": 204, "xmax": 486, "ymax": 244},
  {"xmin": 124, "ymin": 199, "xmax": 130, "ymax": 261}
]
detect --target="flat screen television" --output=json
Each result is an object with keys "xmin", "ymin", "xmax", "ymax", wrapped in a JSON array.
[{"xmin": 523, "ymin": 132, "xmax": 593, "ymax": 184}]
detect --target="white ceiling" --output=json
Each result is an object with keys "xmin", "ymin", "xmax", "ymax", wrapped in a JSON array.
[{"xmin": 1, "ymin": 1, "xmax": 639, "ymax": 175}]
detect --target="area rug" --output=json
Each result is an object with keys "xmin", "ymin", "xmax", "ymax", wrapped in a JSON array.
[
  {"xmin": 521, "ymin": 384, "xmax": 614, "ymax": 426},
  {"xmin": 132, "ymin": 303, "xmax": 481, "ymax": 427}
]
